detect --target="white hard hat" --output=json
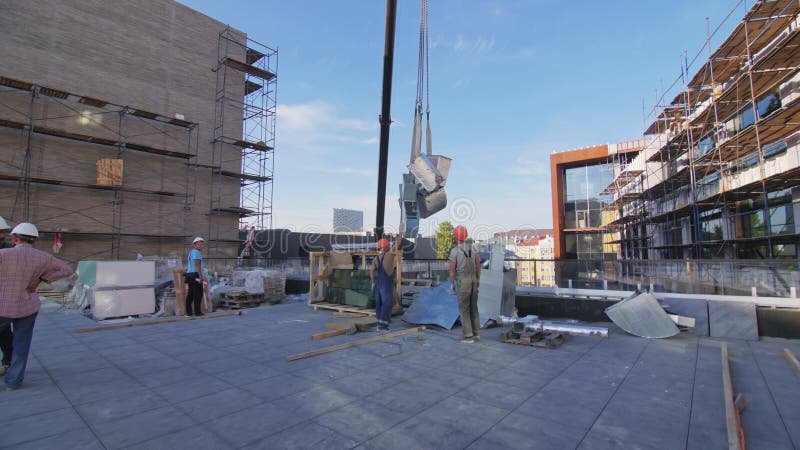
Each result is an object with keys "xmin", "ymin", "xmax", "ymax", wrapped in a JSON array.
[
  {"xmin": 192, "ymin": 236, "xmax": 205, "ymax": 244},
  {"xmin": 0, "ymin": 216, "xmax": 9, "ymax": 230},
  {"xmin": 12, "ymin": 222, "xmax": 39, "ymax": 237}
]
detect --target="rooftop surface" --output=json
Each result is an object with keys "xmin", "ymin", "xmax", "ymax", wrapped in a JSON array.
[{"xmin": 2, "ymin": 300, "xmax": 799, "ymax": 449}]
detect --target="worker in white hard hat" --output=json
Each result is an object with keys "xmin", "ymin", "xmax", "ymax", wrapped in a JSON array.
[
  {"xmin": 0, "ymin": 216, "xmax": 11, "ymax": 376},
  {"xmin": 0, "ymin": 222, "xmax": 73, "ymax": 391},
  {"xmin": 185, "ymin": 237, "xmax": 207, "ymax": 317}
]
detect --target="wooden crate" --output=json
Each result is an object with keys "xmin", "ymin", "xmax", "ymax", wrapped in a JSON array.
[
  {"xmin": 96, "ymin": 158, "xmax": 123, "ymax": 186},
  {"xmin": 309, "ymin": 249, "xmax": 402, "ymax": 311}
]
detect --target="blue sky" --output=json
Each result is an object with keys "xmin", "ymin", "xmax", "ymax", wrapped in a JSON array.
[{"xmin": 180, "ymin": 0, "xmax": 742, "ymax": 238}]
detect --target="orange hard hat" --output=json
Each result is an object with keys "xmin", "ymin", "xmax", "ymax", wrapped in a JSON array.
[
  {"xmin": 377, "ymin": 238, "xmax": 390, "ymax": 249},
  {"xmin": 453, "ymin": 225, "xmax": 468, "ymax": 241}
]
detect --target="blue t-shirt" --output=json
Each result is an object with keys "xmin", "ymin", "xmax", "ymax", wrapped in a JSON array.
[{"xmin": 187, "ymin": 248, "xmax": 205, "ymax": 276}]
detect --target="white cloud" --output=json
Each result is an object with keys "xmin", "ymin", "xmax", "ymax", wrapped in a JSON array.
[
  {"xmin": 452, "ymin": 33, "xmax": 495, "ymax": 54},
  {"xmin": 277, "ymin": 101, "xmax": 377, "ymax": 152},
  {"xmin": 360, "ymin": 137, "xmax": 379, "ymax": 145}
]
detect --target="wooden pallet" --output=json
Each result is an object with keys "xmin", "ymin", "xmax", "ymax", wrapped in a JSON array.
[
  {"xmin": 309, "ymin": 301, "xmax": 376, "ymax": 316},
  {"xmin": 219, "ymin": 300, "xmax": 263, "ymax": 310},
  {"xmin": 500, "ymin": 331, "xmax": 565, "ymax": 349},
  {"xmin": 224, "ymin": 291, "xmax": 265, "ymax": 302}
]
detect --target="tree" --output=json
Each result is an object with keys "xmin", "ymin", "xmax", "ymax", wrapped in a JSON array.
[{"xmin": 435, "ymin": 221, "xmax": 456, "ymax": 259}]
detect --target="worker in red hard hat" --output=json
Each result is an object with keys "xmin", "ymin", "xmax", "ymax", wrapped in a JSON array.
[
  {"xmin": 370, "ymin": 234, "xmax": 401, "ymax": 331},
  {"xmin": 449, "ymin": 225, "xmax": 481, "ymax": 343}
]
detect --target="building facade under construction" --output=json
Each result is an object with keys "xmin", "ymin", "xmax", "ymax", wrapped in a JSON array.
[
  {"xmin": 560, "ymin": 1, "xmax": 799, "ymax": 264},
  {"xmin": 0, "ymin": 0, "xmax": 276, "ymax": 261},
  {"xmin": 608, "ymin": 0, "xmax": 800, "ymax": 261}
]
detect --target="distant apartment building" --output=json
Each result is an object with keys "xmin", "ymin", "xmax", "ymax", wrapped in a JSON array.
[
  {"xmin": 511, "ymin": 235, "xmax": 556, "ymax": 287},
  {"xmin": 332, "ymin": 208, "xmax": 364, "ymax": 233},
  {"xmin": 491, "ymin": 229, "xmax": 553, "ymax": 246}
]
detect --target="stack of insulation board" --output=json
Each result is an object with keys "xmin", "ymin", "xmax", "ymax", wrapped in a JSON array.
[{"xmin": 77, "ymin": 261, "xmax": 155, "ymax": 320}]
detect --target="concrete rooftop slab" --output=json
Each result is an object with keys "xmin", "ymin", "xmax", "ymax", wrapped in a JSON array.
[{"xmin": 2, "ymin": 300, "xmax": 800, "ymax": 449}]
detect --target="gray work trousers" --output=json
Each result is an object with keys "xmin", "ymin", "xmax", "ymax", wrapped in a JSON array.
[{"xmin": 456, "ymin": 274, "xmax": 480, "ymax": 338}]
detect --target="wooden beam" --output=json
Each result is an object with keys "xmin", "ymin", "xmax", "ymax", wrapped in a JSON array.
[
  {"xmin": 721, "ymin": 342, "xmax": 745, "ymax": 450},
  {"xmin": 784, "ymin": 348, "xmax": 800, "ymax": 379},
  {"xmin": 287, "ymin": 326, "xmax": 426, "ymax": 362},
  {"xmin": 74, "ymin": 310, "xmax": 242, "ymax": 333},
  {"xmin": 311, "ymin": 328, "xmax": 349, "ymax": 341}
]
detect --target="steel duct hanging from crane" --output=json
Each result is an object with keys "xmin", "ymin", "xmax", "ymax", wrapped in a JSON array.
[{"xmin": 400, "ymin": 0, "xmax": 451, "ymax": 238}]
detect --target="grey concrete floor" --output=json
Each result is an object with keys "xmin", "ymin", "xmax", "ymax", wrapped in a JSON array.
[{"xmin": 2, "ymin": 300, "xmax": 799, "ymax": 449}]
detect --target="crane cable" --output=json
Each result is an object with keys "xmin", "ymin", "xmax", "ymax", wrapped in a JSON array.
[{"xmin": 413, "ymin": 0, "xmax": 432, "ymax": 159}]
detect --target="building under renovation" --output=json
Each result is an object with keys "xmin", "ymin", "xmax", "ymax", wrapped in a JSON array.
[
  {"xmin": 0, "ymin": 0, "xmax": 276, "ymax": 261},
  {"xmin": 553, "ymin": 1, "xmax": 800, "ymax": 263},
  {"xmin": 608, "ymin": 0, "xmax": 800, "ymax": 261}
]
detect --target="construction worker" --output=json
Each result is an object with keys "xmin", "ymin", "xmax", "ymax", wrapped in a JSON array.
[
  {"xmin": 0, "ymin": 216, "xmax": 12, "ymax": 376},
  {"xmin": 449, "ymin": 225, "xmax": 481, "ymax": 343},
  {"xmin": 185, "ymin": 237, "xmax": 207, "ymax": 317},
  {"xmin": 370, "ymin": 234, "xmax": 400, "ymax": 332},
  {"xmin": 0, "ymin": 222, "xmax": 73, "ymax": 391}
]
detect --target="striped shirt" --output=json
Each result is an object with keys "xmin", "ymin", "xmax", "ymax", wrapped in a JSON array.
[{"xmin": 0, "ymin": 243, "xmax": 73, "ymax": 318}]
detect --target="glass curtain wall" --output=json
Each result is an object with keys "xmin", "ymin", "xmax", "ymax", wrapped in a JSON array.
[{"xmin": 563, "ymin": 163, "xmax": 615, "ymax": 259}]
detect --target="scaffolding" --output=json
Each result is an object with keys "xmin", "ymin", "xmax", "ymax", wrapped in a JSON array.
[
  {"xmin": 208, "ymin": 28, "xmax": 278, "ymax": 248},
  {"xmin": 0, "ymin": 76, "xmax": 197, "ymax": 259},
  {"xmin": 604, "ymin": 0, "xmax": 800, "ymax": 262}
]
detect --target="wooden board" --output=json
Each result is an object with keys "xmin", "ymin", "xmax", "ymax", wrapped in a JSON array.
[
  {"xmin": 784, "ymin": 348, "xmax": 800, "ymax": 379},
  {"xmin": 311, "ymin": 328, "xmax": 349, "ymax": 341},
  {"xmin": 286, "ymin": 326, "xmax": 426, "ymax": 362},
  {"xmin": 96, "ymin": 158, "xmax": 123, "ymax": 186},
  {"xmin": 310, "ymin": 301, "xmax": 376, "ymax": 316},
  {"xmin": 75, "ymin": 310, "xmax": 241, "ymax": 333},
  {"xmin": 721, "ymin": 342, "xmax": 745, "ymax": 450}
]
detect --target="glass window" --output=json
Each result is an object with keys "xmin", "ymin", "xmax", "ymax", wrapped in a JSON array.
[
  {"xmin": 757, "ymin": 90, "xmax": 781, "ymax": 118},
  {"xmin": 742, "ymin": 211, "xmax": 766, "ymax": 238},
  {"xmin": 768, "ymin": 205, "xmax": 794, "ymax": 235},
  {"xmin": 773, "ymin": 244, "xmax": 797, "ymax": 259},
  {"xmin": 698, "ymin": 135, "xmax": 715, "ymax": 156},
  {"xmin": 763, "ymin": 139, "xmax": 788, "ymax": 159},
  {"xmin": 740, "ymin": 104, "xmax": 755, "ymax": 129}
]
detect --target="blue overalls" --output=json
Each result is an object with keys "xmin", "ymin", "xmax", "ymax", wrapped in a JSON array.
[{"xmin": 374, "ymin": 254, "xmax": 395, "ymax": 329}]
